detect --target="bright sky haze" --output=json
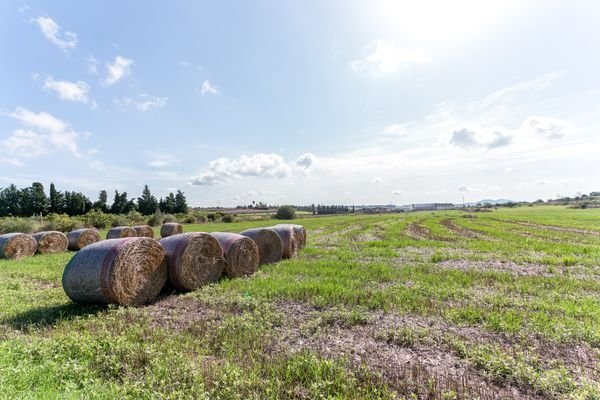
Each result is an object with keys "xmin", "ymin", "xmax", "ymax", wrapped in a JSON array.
[{"xmin": 1, "ymin": 1, "xmax": 599, "ymax": 206}]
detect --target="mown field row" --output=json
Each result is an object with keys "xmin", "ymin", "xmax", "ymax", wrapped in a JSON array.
[{"xmin": 1, "ymin": 206, "xmax": 600, "ymax": 399}]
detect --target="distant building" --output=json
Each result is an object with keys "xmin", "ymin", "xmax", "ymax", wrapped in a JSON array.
[{"xmin": 399, "ymin": 203, "xmax": 456, "ymax": 212}]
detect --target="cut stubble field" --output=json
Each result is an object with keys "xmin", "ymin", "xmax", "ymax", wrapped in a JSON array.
[{"xmin": 1, "ymin": 206, "xmax": 600, "ymax": 399}]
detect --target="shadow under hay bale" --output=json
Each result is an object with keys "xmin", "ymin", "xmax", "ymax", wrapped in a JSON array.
[
  {"xmin": 0, "ymin": 233, "xmax": 37, "ymax": 259},
  {"xmin": 66, "ymin": 228, "xmax": 101, "ymax": 251},
  {"xmin": 159, "ymin": 232, "xmax": 225, "ymax": 291},
  {"xmin": 2, "ymin": 302, "xmax": 106, "ymax": 332},
  {"xmin": 161, "ymin": 222, "xmax": 183, "ymax": 238},
  {"xmin": 62, "ymin": 237, "xmax": 167, "ymax": 306},
  {"xmin": 106, "ymin": 226, "xmax": 137, "ymax": 239},
  {"xmin": 269, "ymin": 225, "xmax": 298, "ymax": 258},
  {"xmin": 32, "ymin": 231, "xmax": 68, "ymax": 254},
  {"xmin": 239, "ymin": 227, "xmax": 283, "ymax": 264},
  {"xmin": 210, "ymin": 232, "xmax": 259, "ymax": 277},
  {"xmin": 276, "ymin": 224, "xmax": 307, "ymax": 250},
  {"xmin": 133, "ymin": 225, "xmax": 155, "ymax": 239}
]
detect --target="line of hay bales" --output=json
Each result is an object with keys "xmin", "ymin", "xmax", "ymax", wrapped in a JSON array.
[{"xmin": 61, "ymin": 223, "xmax": 307, "ymax": 306}]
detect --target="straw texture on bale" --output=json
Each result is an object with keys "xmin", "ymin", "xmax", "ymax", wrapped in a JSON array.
[
  {"xmin": 106, "ymin": 226, "xmax": 137, "ymax": 240},
  {"xmin": 0, "ymin": 233, "xmax": 37, "ymax": 259},
  {"xmin": 161, "ymin": 222, "xmax": 183, "ymax": 238},
  {"xmin": 210, "ymin": 232, "xmax": 259, "ymax": 277},
  {"xmin": 67, "ymin": 228, "xmax": 101, "ymax": 251},
  {"xmin": 239, "ymin": 228, "xmax": 283, "ymax": 264},
  {"xmin": 133, "ymin": 225, "xmax": 155, "ymax": 239},
  {"xmin": 159, "ymin": 233, "xmax": 225, "ymax": 291},
  {"xmin": 32, "ymin": 231, "xmax": 68, "ymax": 254},
  {"xmin": 269, "ymin": 225, "xmax": 298, "ymax": 258},
  {"xmin": 62, "ymin": 237, "xmax": 167, "ymax": 306},
  {"xmin": 276, "ymin": 224, "xmax": 307, "ymax": 250}
]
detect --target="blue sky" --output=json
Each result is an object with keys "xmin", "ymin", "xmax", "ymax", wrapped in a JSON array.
[{"xmin": 1, "ymin": 1, "xmax": 599, "ymax": 206}]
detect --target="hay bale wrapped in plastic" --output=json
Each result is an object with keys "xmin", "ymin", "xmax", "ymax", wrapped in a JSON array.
[
  {"xmin": 66, "ymin": 228, "xmax": 101, "ymax": 251},
  {"xmin": 106, "ymin": 226, "xmax": 136, "ymax": 239},
  {"xmin": 32, "ymin": 231, "xmax": 68, "ymax": 254},
  {"xmin": 210, "ymin": 232, "xmax": 259, "ymax": 277},
  {"xmin": 0, "ymin": 233, "xmax": 37, "ymax": 259},
  {"xmin": 239, "ymin": 228, "xmax": 282, "ymax": 264},
  {"xmin": 269, "ymin": 225, "xmax": 298, "ymax": 258},
  {"xmin": 161, "ymin": 222, "xmax": 183, "ymax": 238},
  {"xmin": 133, "ymin": 225, "xmax": 155, "ymax": 239},
  {"xmin": 62, "ymin": 237, "xmax": 167, "ymax": 306},
  {"xmin": 159, "ymin": 233, "xmax": 225, "ymax": 291},
  {"xmin": 276, "ymin": 224, "xmax": 307, "ymax": 250}
]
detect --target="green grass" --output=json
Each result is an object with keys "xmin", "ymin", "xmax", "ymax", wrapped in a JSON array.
[{"xmin": 2, "ymin": 206, "xmax": 600, "ymax": 398}]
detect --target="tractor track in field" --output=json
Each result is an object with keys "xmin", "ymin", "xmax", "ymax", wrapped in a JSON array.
[
  {"xmin": 494, "ymin": 219, "xmax": 600, "ymax": 237},
  {"xmin": 440, "ymin": 218, "xmax": 488, "ymax": 240}
]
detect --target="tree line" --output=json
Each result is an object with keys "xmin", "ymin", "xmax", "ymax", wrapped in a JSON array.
[{"xmin": 0, "ymin": 183, "xmax": 188, "ymax": 217}]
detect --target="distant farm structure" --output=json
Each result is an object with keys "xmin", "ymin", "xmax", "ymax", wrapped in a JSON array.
[{"xmin": 397, "ymin": 203, "xmax": 456, "ymax": 212}]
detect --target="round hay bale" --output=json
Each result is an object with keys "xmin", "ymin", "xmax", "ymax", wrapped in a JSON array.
[
  {"xmin": 67, "ymin": 228, "xmax": 101, "ymax": 251},
  {"xmin": 0, "ymin": 233, "xmax": 37, "ymax": 259},
  {"xmin": 269, "ymin": 225, "xmax": 298, "ymax": 258},
  {"xmin": 107, "ymin": 226, "xmax": 137, "ymax": 240},
  {"xmin": 62, "ymin": 237, "xmax": 167, "ymax": 306},
  {"xmin": 210, "ymin": 232, "xmax": 259, "ymax": 277},
  {"xmin": 31, "ymin": 231, "xmax": 68, "ymax": 254},
  {"xmin": 161, "ymin": 222, "xmax": 183, "ymax": 238},
  {"xmin": 276, "ymin": 224, "xmax": 307, "ymax": 250},
  {"xmin": 133, "ymin": 225, "xmax": 155, "ymax": 239},
  {"xmin": 159, "ymin": 232, "xmax": 225, "ymax": 291},
  {"xmin": 239, "ymin": 228, "xmax": 283, "ymax": 264}
]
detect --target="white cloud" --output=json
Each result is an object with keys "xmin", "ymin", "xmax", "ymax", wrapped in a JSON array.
[
  {"xmin": 458, "ymin": 185, "xmax": 479, "ymax": 192},
  {"xmin": 450, "ymin": 127, "xmax": 512, "ymax": 149},
  {"xmin": 201, "ymin": 80, "xmax": 218, "ymax": 95},
  {"xmin": 190, "ymin": 153, "xmax": 292, "ymax": 186},
  {"xmin": 373, "ymin": 177, "xmax": 385, "ymax": 183},
  {"xmin": 32, "ymin": 16, "xmax": 78, "ymax": 51},
  {"xmin": 521, "ymin": 116, "xmax": 573, "ymax": 140},
  {"xmin": 104, "ymin": 56, "xmax": 134, "ymax": 86},
  {"xmin": 393, "ymin": 189, "xmax": 404, "ymax": 195},
  {"xmin": 1, "ymin": 107, "xmax": 82, "ymax": 164},
  {"xmin": 86, "ymin": 55, "xmax": 99, "ymax": 74},
  {"xmin": 43, "ymin": 76, "xmax": 90, "ymax": 104},
  {"xmin": 350, "ymin": 39, "xmax": 429, "ymax": 76},
  {"xmin": 115, "ymin": 94, "xmax": 167, "ymax": 112},
  {"xmin": 296, "ymin": 153, "xmax": 316, "ymax": 169}
]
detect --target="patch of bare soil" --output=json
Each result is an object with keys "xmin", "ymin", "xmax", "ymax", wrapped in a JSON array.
[
  {"xmin": 441, "ymin": 218, "xmax": 487, "ymax": 240},
  {"xmin": 435, "ymin": 259, "xmax": 600, "ymax": 281},
  {"xmin": 497, "ymin": 219, "xmax": 600, "ymax": 237},
  {"xmin": 275, "ymin": 301, "xmax": 600, "ymax": 399},
  {"xmin": 406, "ymin": 222, "xmax": 436, "ymax": 241},
  {"xmin": 141, "ymin": 296, "xmax": 600, "ymax": 398}
]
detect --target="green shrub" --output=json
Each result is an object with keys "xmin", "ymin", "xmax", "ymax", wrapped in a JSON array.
[
  {"xmin": 222, "ymin": 214, "xmax": 234, "ymax": 223},
  {"xmin": 196, "ymin": 215, "xmax": 208, "ymax": 223},
  {"xmin": 0, "ymin": 217, "xmax": 36, "ymax": 234},
  {"xmin": 162, "ymin": 214, "xmax": 177, "ymax": 223},
  {"xmin": 147, "ymin": 210, "xmax": 163, "ymax": 226},
  {"xmin": 80, "ymin": 210, "xmax": 113, "ymax": 229},
  {"xmin": 275, "ymin": 205, "xmax": 296, "ymax": 220},
  {"xmin": 110, "ymin": 215, "xmax": 129, "ymax": 227},
  {"xmin": 126, "ymin": 210, "xmax": 146, "ymax": 225},
  {"xmin": 179, "ymin": 213, "xmax": 197, "ymax": 224},
  {"xmin": 41, "ymin": 213, "xmax": 83, "ymax": 232}
]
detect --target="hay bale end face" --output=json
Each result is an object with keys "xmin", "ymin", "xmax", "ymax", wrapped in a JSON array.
[
  {"xmin": 67, "ymin": 228, "xmax": 101, "ymax": 251},
  {"xmin": 210, "ymin": 232, "xmax": 259, "ymax": 277},
  {"xmin": 0, "ymin": 233, "xmax": 37, "ymax": 259},
  {"xmin": 107, "ymin": 226, "xmax": 137, "ymax": 240},
  {"xmin": 62, "ymin": 237, "xmax": 167, "ymax": 306},
  {"xmin": 239, "ymin": 228, "xmax": 283, "ymax": 264},
  {"xmin": 32, "ymin": 231, "xmax": 68, "ymax": 254},
  {"xmin": 161, "ymin": 222, "xmax": 183, "ymax": 238},
  {"xmin": 276, "ymin": 224, "xmax": 307, "ymax": 250},
  {"xmin": 159, "ymin": 232, "xmax": 225, "ymax": 291},
  {"xmin": 269, "ymin": 225, "xmax": 298, "ymax": 258},
  {"xmin": 133, "ymin": 225, "xmax": 155, "ymax": 239}
]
